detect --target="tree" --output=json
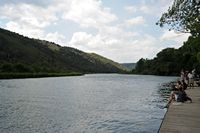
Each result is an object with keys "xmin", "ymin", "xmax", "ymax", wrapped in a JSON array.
[
  {"xmin": 0, "ymin": 63, "xmax": 14, "ymax": 72},
  {"xmin": 197, "ymin": 52, "xmax": 200, "ymax": 62},
  {"xmin": 14, "ymin": 63, "xmax": 31, "ymax": 72},
  {"xmin": 135, "ymin": 58, "xmax": 146, "ymax": 73},
  {"xmin": 156, "ymin": 0, "xmax": 200, "ymax": 37}
]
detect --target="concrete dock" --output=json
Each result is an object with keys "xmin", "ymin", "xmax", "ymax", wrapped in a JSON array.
[{"xmin": 159, "ymin": 87, "xmax": 200, "ymax": 133}]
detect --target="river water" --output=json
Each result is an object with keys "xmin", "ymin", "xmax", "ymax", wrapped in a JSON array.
[{"xmin": 0, "ymin": 74, "xmax": 177, "ymax": 133}]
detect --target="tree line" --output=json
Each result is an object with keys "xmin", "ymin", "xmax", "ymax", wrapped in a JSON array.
[{"xmin": 133, "ymin": 0, "xmax": 200, "ymax": 76}]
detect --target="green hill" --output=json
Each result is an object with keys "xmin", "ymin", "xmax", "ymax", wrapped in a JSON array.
[
  {"xmin": 0, "ymin": 28, "xmax": 127, "ymax": 78},
  {"xmin": 88, "ymin": 53, "xmax": 128, "ymax": 71}
]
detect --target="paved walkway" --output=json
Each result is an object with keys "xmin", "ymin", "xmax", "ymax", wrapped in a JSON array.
[{"xmin": 159, "ymin": 86, "xmax": 200, "ymax": 133}]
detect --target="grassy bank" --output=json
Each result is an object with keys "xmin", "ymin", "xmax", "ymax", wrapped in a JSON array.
[{"xmin": 0, "ymin": 72, "xmax": 84, "ymax": 79}]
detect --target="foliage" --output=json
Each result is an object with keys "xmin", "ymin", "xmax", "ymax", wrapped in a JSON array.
[
  {"xmin": 88, "ymin": 53, "xmax": 128, "ymax": 72},
  {"xmin": 134, "ymin": 36, "xmax": 200, "ymax": 76},
  {"xmin": 143, "ymin": 0, "xmax": 200, "ymax": 76},
  {"xmin": 0, "ymin": 72, "xmax": 83, "ymax": 79},
  {"xmin": 197, "ymin": 52, "xmax": 200, "ymax": 62},
  {"xmin": 0, "ymin": 63, "xmax": 31, "ymax": 72},
  {"xmin": 156, "ymin": 0, "xmax": 200, "ymax": 37},
  {"xmin": 0, "ymin": 28, "xmax": 126, "ymax": 79}
]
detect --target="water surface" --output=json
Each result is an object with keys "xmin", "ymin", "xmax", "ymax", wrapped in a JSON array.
[{"xmin": 0, "ymin": 74, "xmax": 177, "ymax": 133}]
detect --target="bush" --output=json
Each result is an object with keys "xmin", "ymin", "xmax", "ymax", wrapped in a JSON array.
[
  {"xmin": 13, "ymin": 63, "xmax": 32, "ymax": 72},
  {"xmin": 0, "ymin": 63, "xmax": 14, "ymax": 72}
]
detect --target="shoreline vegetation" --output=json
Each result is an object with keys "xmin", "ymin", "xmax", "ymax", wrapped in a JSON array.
[
  {"xmin": 0, "ymin": 28, "xmax": 127, "ymax": 80},
  {"xmin": 0, "ymin": 72, "xmax": 84, "ymax": 79},
  {"xmin": 132, "ymin": 0, "xmax": 200, "ymax": 76},
  {"xmin": 132, "ymin": 36, "xmax": 200, "ymax": 76},
  {"xmin": 0, "ymin": 71, "xmax": 133, "ymax": 79}
]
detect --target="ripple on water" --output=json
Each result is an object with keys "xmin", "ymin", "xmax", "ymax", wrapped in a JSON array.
[{"xmin": 0, "ymin": 74, "xmax": 177, "ymax": 133}]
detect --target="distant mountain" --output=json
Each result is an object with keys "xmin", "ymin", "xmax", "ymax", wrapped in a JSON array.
[
  {"xmin": 121, "ymin": 63, "xmax": 136, "ymax": 70},
  {"xmin": 0, "ymin": 28, "xmax": 127, "ymax": 75}
]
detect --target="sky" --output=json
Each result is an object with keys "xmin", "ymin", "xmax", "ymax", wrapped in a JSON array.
[{"xmin": 0, "ymin": 0, "xmax": 190, "ymax": 63}]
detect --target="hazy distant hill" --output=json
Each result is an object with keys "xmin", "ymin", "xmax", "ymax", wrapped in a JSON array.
[
  {"xmin": 121, "ymin": 63, "xmax": 136, "ymax": 70},
  {"xmin": 0, "ymin": 28, "xmax": 127, "ymax": 75}
]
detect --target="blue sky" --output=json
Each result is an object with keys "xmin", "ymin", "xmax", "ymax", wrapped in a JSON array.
[{"xmin": 0, "ymin": 0, "xmax": 190, "ymax": 63}]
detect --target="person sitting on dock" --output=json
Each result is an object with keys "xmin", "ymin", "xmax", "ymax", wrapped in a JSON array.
[
  {"xmin": 188, "ymin": 71, "xmax": 194, "ymax": 88},
  {"xmin": 181, "ymin": 80, "xmax": 188, "ymax": 90},
  {"xmin": 165, "ymin": 81, "xmax": 192, "ymax": 108}
]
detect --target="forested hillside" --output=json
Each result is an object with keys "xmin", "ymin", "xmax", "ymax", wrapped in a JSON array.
[
  {"xmin": 134, "ymin": 0, "xmax": 200, "ymax": 76},
  {"xmin": 0, "ymin": 28, "xmax": 126, "ymax": 77},
  {"xmin": 134, "ymin": 36, "xmax": 200, "ymax": 76}
]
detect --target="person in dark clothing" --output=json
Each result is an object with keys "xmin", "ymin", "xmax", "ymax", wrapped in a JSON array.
[
  {"xmin": 165, "ymin": 82, "xmax": 192, "ymax": 108},
  {"xmin": 176, "ymin": 87, "xmax": 192, "ymax": 102},
  {"xmin": 182, "ymin": 80, "xmax": 188, "ymax": 90}
]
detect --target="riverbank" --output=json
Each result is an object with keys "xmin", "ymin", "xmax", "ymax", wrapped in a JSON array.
[
  {"xmin": 0, "ymin": 72, "xmax": 84, "ymax": 79},
  {"xmin": 159, "ymin": 86, "xmax": 200, "ymax": 133}
]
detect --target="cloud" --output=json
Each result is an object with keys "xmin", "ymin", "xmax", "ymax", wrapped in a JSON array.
[
  {"xmin": 139, "ymin": 5, "xmax": 150, "ymax": 14},
  {"xmin": 44, "ymin": 32, "xmax": 66, "ymax": 45},
  {"xmin": 0, "ymin": 0, "xmax": 54, "ymax": 7},
  {"xmin": 0, "ymin": 0, "xmax": 118, "ymax": 44},
  {"xmin": 62, "ymin": 0, "xmax": 117, "ymax": 28},
  {"xmin": 69, "ymin": 32, "xmax": 94, "ymax": 50},
  {"xmin": 5, "ymin": 21, "xmax": 67, "ymax": 46},
  {"xmin": 0, "ymin": 2, "xmax": 59, "ymax": 40},
  {"xmin": 0, "ymin": 0, "xmax": 160, "ymax": 62},
  {"xmin": 102, "ymin": 34, "xmax": 161, "ymax": 63},
  {"xmin": 0, "ymin": 0, "xmax": 189, "ymax": 63},
  {"xmin": 124, "ymin": 4, "xmax": 151, "ymax": 15},
  {"xmin": 0, "ymin": 3, "xmax": 57, "ymax": 28},
  {"xmin": 124, "ymin": 0, "xmax": 173, "ymax": 17},
  {"xmin": 125, "ymin": 16, "xmax": 146, "ymax": 26},
  {"xmin": 68, "ymin": 27, "xmax": 161, "ymax": 62},
  {"xmin": 69, "ymin": 31, "xmax": 120, "ymax": 52},
  {"xmin": 0, "ymin": 2, "xmax": 69, "ymax": 46},
  {"xmin": 124, "ymin": 6, "xmax": 137, "ymax": 13},
  {"xmin": 5, "ymin": 21, "xmax": 44, "ymax": 39},
  {"xmin": 160, "ymin": 30, "xmax": 190, "ymax": 46}
]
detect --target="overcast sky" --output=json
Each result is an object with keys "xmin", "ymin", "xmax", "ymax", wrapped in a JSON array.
[{"xmin": 0, "ymin": 0, "xmax": 190, "ymax": 63}]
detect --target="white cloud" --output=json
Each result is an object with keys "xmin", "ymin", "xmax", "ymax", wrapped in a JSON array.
[
  {"xmin": 101, "ymin": 34, "xmax": 161, "ymax": 63},
  {"xmin": 0, "ymin": 2, "xmax": 60, "ymax": 41},
  {"xmin": 44, "ymin": 32, "xmax": 66, "ymax": 45},
  {"xmin": 5, "ymin": 21, "xmax": 67, "ymax": 46},
  {"xmin": 68, "ymin": 27, "xmax": 161, "ymax": 62},
  {"xmin": 139, "ymin": 5, "xmax": 150, "ymax": 14},
  {"xmin": 125, "ymin": 16, "xmax": 145, "ymax": 26},
  {"xmin": 0, "ymin": 0, "xmax": 54, "ymax": 7},
  {"xmin": 124, "ymin": 0, "xmax": 173, "ymax": 17},
  {"xmin": 124, "ymin": 6, "xmax": 137, "ymax": 13},
  {"xmin": 0, "ymin": 0, "xmax": 118, "ymax": 46},
  {"xmin": 0, "ymin": 3, "xmax": 57, "ymax": 28},
  {"xmin": 0, "ymin": 2, "xmax": 69, "ymax": 46},
  {"xmin": 160, "ymin": 30, "xmax": 190, "ymax": 46},
  {"xmin": 5, "ymin": 21, "xmax": 44, "ymax": 39},
  {"xmin": 0, "ymin": 0, "xmax": 189, "ymax": 63},
  {"xmin": 69, "ymin": 32, "xmax": 94, "ymax": 49},
  {"xmin": 62, "ymin": 0, "xmax": 117, "ymax": 28},
  {"xmin": 69, "ymin": 31, "xmax": 118, "ymax": 52}
]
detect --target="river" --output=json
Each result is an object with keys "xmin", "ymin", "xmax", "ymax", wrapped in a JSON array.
[{"xmin": 0, "ymin": 74, "xmax": 177, "ymax": 133}]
